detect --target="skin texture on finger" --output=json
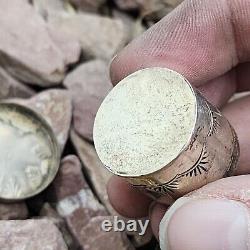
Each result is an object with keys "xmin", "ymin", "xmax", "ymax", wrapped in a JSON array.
[
  {"xmin": 197, "ymin": 69, "xmax": 236, "ymax": 107},
  {"xmin": 111, "ymin": 0, "xmax": 250, "ymax": 87},
  {"xmin": 236, "ymin": 63, "xmax": 250, "ymax": 91},
  {"xmin": 223, "ymin": 95, "xmax": 250, "ymax": 174},
  {"xmin": 107, "ymin": 175, "xmax": 152, "ymax": 218},
  {"xmin": 149, "ymin": 203, "xmax": 167, "ymax": 240},
  {"xmin": 181, "ymin": 62, "xmax": 250, "ymax": 107},
  {"xmin": 155, "ymin": 175, "xmax": 250, "ymax": 250},
  {"xmin": 162, "ymin": 198, "xmax": 249, "ymax": 250}
]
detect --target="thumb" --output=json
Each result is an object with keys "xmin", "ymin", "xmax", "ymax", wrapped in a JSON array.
[{"xmin": 156, "ymin": 175, "xmax": 250, "ymax": 250}]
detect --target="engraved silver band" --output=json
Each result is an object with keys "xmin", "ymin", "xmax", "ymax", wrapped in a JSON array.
[{"xmin": 129, "ymin": 91, "xmax": 239, "ymax": 198}]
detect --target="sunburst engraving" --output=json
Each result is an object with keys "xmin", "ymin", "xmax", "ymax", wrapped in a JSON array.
[
  {"xmin": 133, "ymin": 144, "xmax": 209, "ymax": 195},
  {"xmin": 208, "ymin": 109, "xmax": 221, "ymax": 136},
  {"xmin": 145, "ymin": 175, "xmax": 182, "ymax": 194},
  {"xmin": 183, "ymin": 145, "xmax": 209, "ymax": 177}
]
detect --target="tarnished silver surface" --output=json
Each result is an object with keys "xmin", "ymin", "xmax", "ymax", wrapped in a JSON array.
[
  {"xmin": 0, "ymin": 102, "xmax": 60, "ymax": 201},
  {"xmin": 129, "ymin": 92, "xmax": 239, "ymax": 198},
  {"xmin": 93, "ymin": 68, "xmax": 240, "ymax": 198}
]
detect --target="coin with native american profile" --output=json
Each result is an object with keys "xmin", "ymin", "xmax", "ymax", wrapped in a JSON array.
[{"xmin": 0, "ymin": 102, "xmax": 60, "ymax": 201}]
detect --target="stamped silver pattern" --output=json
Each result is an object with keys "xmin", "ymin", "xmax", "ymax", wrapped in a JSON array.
[{"xmin": 0, "ymin": 102, "xmax": 60, "ymax": 201}]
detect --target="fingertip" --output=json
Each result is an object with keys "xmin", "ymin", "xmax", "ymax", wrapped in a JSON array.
[
  {"xmin": 109, "ymin": 40, "xmax": 171, "ymax": 86},
  {"xmin": 159, "ymin": 197, "xmax": 249, "ymax": 250},
  {"xmin": 149, "ymin": 203, "xmax": 168, "ymax": 240},
  {"xmin": 107, "ymin": 175, "xmax": 153, "ymax": 218},
  {"xmin": 109, "ymin": 47, "xmax": 142, "ymax": 85}
]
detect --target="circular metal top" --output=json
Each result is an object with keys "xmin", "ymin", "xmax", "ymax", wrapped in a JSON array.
[
  {"xmin": 0, "ymin": 102, "xmax": 60, "ymax": 201},
  {"xmin": 93, "ymin": 68, "xmax": 197, "ymax": 177}
]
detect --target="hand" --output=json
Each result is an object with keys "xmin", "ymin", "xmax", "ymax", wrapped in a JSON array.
[{"xmin": 107, "ymin": 0, "xmax": 250, "ymax": 249}]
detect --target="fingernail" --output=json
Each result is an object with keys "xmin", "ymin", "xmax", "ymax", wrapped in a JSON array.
[
  {"xmin": 159, "ymin": 197, "xmax": 249, "ymax": 250},
  {"xmin": 109, "ymin": 54, "xmax": 117, "ymax": 83},
  {"xmin": 108, "ymin": 53, "xmax": 117, "ymax": 70}
]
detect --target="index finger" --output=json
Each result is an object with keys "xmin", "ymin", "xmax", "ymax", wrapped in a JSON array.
[
  {"xmin": 110, "ymin": 0, "xmax": 250, "ymax": 87},
  {"xmin": 107, "ymin": 0, "xmax": 250, "ymax": 219}
]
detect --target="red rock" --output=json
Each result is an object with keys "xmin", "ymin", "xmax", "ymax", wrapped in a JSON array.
[
  {"xmin": 46, "ymin": 154, "xmax": 134, "ymax": 249},
  {"xmin": 114, "ymin": 0, "xmax": 140, "ymax": 10},
  {"xmin": 48, "ymin": 12, "xmax": 129, "ymax": 60},
  {"xmin": 70, "ymin": 130, "xmax": 115, "ymax": 214},
  {"xmin": 32, "ymin": 0, "xmax": 81, "ymax": 65},
  {"xmin": 129, "ymin": 221, "xmax": 153, "ymax": 247},
  {"xmin": 0, "ymin": 202, "xmax": 28, "ymax": 220},
  {"xmin": 78, "ymin": 216, "xmax": 135, "ymax": 250},
  {"xmin": 64, "ymin": 60, "xmax": 112, "ymax": 141},
  {"xmin": 46, "ymin": 155, "xmax": 107, "ymax": 220},
  {"xmin": 46, "ymin": 155, "xmax": 134, "ymax": 249},
  {"xmin": 56, "ymin": 187, "xmax": 107, "ymax": 219},
  {"xmin": 33, "ymin": 0, "xmax": 72, "ymax": 17},
  {"xmin": 65, "ymin": 206, "xmax": 107, "ymax": 236},
  {"xmin": 164, "ymin": 0, "xmax": 183, "ymax": 6},
  {"xmin": 0, "ymin": 0, "xmax": 80, "ymax": 86},
  {"xmin": 70, "ymin": 131, "xmax": 152, "ymax": 247},
  {"xmin": 40, "ymin": 203, "xmax": 78, "ymax": 249},
  {"xmin": 11, "ymin": 89, "xmax": 72, "ymax": 152},
  {"xmin": 112, "ymin": 10, "xmax": 146, "ymax": 40},
  {"xmin": 69, "ymin": 0, "xmax": 106, "ymax": 12},
  {"xmin": 40, "ymin": 202, "xmax": 64, "ymax": 221},
  {"xmin": 0, "ymin": 219, "xmax": 67, "ymax": 249},
  {"xmin": 47, "ymin": 155, "xmax": 88, "ymax": 201},
  {"xmin": 0, "ymin": 67, "xmax": 35, "ymax": 99},
  {"xmin": 47, "ymin": 25, "xmax": 81, "ymax": 66},
  {"xmin": 114, "ymin": 0, "xmax": 183, "ymax": 16}
]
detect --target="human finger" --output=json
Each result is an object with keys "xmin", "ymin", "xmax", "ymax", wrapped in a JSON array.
[{"xmin": 157, "ymin": 175, "xmax": 250, "ymax": 250}]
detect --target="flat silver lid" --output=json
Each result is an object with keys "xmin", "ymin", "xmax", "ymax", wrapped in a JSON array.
[
  {"xmin": 0, "ymin": 102, "xmax": 60, "ymax": 200},
  {"xmin": 93, "ymin": 68, "xmax": 197, "ymax": 177}
]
